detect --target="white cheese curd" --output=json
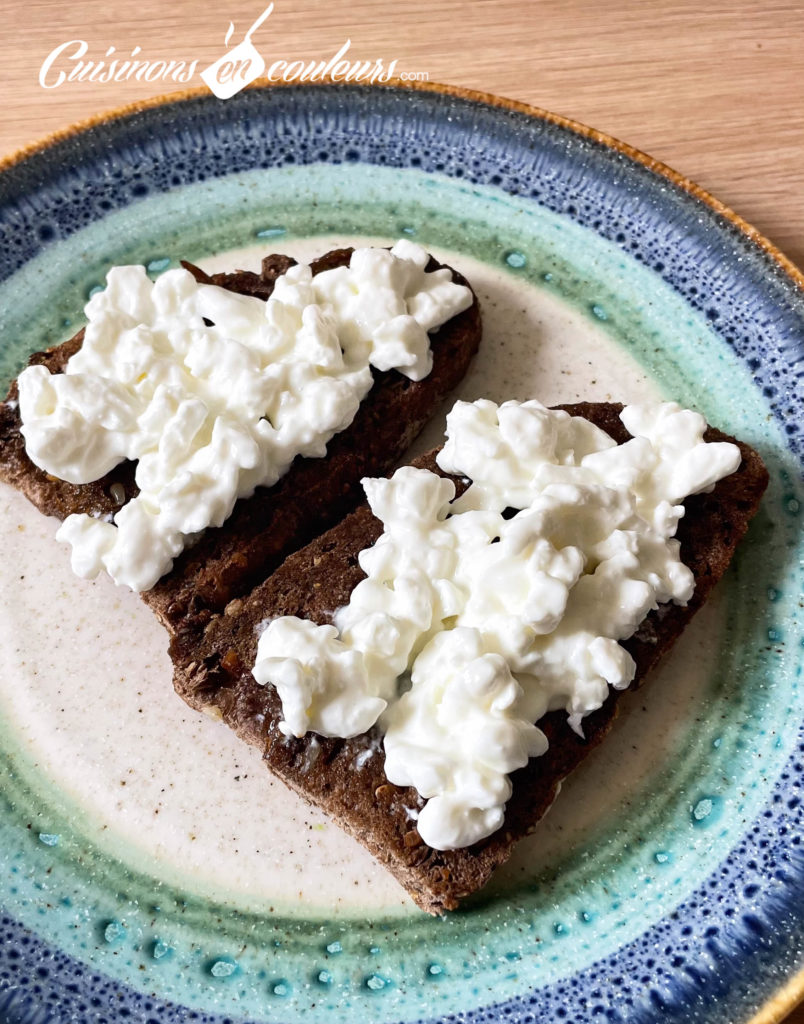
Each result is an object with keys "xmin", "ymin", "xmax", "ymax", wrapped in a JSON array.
[
  {"xmin": 252, "ymin": 617, "xmax": 393, "ymax": 739},
  {"xmin": 252, "ymin": 398, "xmax": 741, "ymax": 850},
  {"xmin": 16, "ymin": 241, "xmax": 472, "ymax": 591},
  {"xmin": 382, "ymin": 627, "xmax": 549, "ymax": 851}
]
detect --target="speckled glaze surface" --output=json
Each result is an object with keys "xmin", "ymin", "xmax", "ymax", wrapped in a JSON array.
[{"xmin": 0, "ymin": 82, "xmax": 802, "ymax": 1024}]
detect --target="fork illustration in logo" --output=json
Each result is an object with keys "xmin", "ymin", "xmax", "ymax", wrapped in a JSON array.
[{"xmin": 201, "ymin": 4, "xmax": 273, "ymax": 99}]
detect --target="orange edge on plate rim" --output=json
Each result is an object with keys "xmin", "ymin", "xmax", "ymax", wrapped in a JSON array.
[{"xmin": 0, "ymin": 76, "xmax": 802, "ymax": 1024}]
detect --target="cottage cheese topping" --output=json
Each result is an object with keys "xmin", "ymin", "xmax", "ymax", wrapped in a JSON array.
[
  {"xmin": 17, "ymin": 241, "xmax": 472, "ymax": 591},
  {"xmin": 253, "ymin": 399, "xmax": 741, "ymax": 850},
  {"xmin": 383, "ymin": 628, "xmax": 549, "ymax": 850},
  {"xmin": 252, "ymin": 617, "xmax": 393, "ymax": 739}
]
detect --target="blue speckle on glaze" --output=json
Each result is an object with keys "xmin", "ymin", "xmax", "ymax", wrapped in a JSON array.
[
  {"xmin": 37, "ymin": 833, "xmax": 60, "ymax": 847},
  {"xmin": 365, "ymin": 973, "xmax": 390, "ymax": 991},
  {"xmin": 102, "ymin": 920, "xmax": 125, "ymax": 944},
  {"xmin": 208, "ymin": 958, "xmax": 238, "ymax": 979},
  {"xmin": 151, "ymin": 939, "xmax": 172, "ymax": 961},
  {"xmin": 255, "ymin": 226, "xmax": 286, "ymax": 239},
  {"xmin": 0, "ymin": 83, "xmax": 800, "ymax": 1024},
  {"xmin": 504, "ymin": 250, "xmax": 527, "ymax": 268},
  {"xmin": 145, "ymin": 257, "xmax": 171, "ymax": 273},
  {"xmin": 691, "ymin": 796, "xmax": 723, "ymax": 828}
]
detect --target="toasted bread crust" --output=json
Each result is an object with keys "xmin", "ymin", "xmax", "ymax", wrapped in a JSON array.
[
  {"xmin": 169, "ymin": 405, "xmax": 769, "ymax": 913},
  {"xmin": 0, "ymin": 247, "xmax": 481, "ymax": 632}
]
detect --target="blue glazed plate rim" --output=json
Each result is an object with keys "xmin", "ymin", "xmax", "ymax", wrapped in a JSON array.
[
  {"xmin": 0, "ymin": 79, "xmax": 802, "ymax": 1024},
  {"xmin": 2, "ymin": 77, "xmax": 803, "ymax": 298}
]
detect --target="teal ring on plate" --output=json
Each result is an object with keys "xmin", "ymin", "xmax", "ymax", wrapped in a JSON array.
[{"xmin": 0, "ymin": 81, "xmax": 802, "ymax": 1024}]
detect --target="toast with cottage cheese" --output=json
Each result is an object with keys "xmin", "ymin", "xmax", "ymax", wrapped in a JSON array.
[
  {"xmin": 0, "ymin": 246, "xmax": 481, "ymax": 631},
  {"xmin": 168, "ymin": 403, "xmax": 768, "ymax": 914}
]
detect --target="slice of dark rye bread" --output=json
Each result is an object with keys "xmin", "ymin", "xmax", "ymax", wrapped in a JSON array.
[
  {"xmin": 169, "ymin": 403, "xmax": 769, "ymax": 914},
  {"xmin": 0, "ymin": 247, "xmax": 481, "ymax": 633}
]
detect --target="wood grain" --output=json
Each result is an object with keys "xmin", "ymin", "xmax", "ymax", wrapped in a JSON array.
[{"xmin": 0, "ymin": 0, "xmax": 802, "ymax": 1019}]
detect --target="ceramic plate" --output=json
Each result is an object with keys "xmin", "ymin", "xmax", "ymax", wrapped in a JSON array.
[{"xmin": 0, "ymin": 82, "xmax": 802, "ymax": 1024}]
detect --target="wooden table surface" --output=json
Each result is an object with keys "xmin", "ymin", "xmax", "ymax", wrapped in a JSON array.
[{"xmin": 1, "ymin": 1, "xmax": 802, "ymax": 1021}]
